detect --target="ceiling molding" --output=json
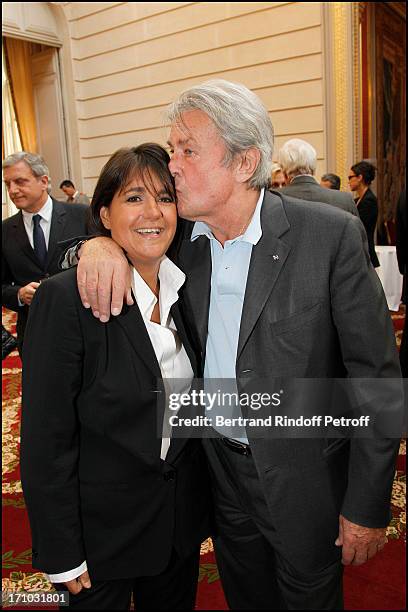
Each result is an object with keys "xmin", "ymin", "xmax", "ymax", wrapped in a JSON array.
[{"xmin": 2, "ymin": 2, "xmax": 62, "ymax": 47}]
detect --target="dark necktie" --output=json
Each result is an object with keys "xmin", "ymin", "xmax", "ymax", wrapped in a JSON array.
[{"xmin": 33, "ymin": 214, "xmax": 47, "ymax": 268}]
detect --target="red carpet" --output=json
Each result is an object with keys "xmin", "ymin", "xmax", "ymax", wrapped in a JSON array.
[{"xmin": 2, "ymin": 307, "xmax": 406, "ymax": 610}]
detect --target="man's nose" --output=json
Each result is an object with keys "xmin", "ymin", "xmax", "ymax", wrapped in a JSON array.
[
  {"xmin": 168, "ymin": 154, "xmax": 180, "ymax": 176},
  {"xmin": 8, "ymin": 182, "xmax": 19, "ymax": 194}
]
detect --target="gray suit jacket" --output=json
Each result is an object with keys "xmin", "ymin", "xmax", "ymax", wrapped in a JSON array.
[
  {"xmin": 280, "ymin": 175, "xmax": 359, "ymax": 216},
  {"xmin": 176, "ymin": 190, "xmax": 401, "ymax": 573}
]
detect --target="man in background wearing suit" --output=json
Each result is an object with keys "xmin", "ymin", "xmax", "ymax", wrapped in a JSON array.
[
  {"xmin": 278, "ymin": 139, "xmax": 359, "ymax": 217},
  {"xmin": 64, "ymin": 81, "xmax": 401, "ymax": 610},
  {"xmin": 2, "ymin": 152, "xmax": 90, "ymax": 354},
  {"xmin": 60, "ymin": 179, "xmax": 91, "ymax": 205},
  {"xmin": 320, "ymin": 173, "xmax": 341, "ymax": 190}
]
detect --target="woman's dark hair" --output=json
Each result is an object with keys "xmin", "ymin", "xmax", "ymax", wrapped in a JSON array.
[
  {"xmin": 351, "ymin": 161, "xmax": 376, "ymax": 186},
  {"xmin": 90, "ymin": 143, "xmax": 176, "ymax": 236}
]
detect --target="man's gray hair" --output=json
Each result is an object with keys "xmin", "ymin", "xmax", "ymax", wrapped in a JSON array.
[
  {"xmin": 278, "ymin": 139, "xmax": 317, "ymax": 178},
  {"xmin": 167, "ymin": 79, "xmax": 274, "ymax": 190},
  {"xmin": 2, "ymin": 151, "xmax": 52, "ymax": 193}
]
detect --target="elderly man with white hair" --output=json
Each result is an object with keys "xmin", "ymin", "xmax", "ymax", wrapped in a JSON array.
[
  {"xmin": 279, "ymin": 138, "xmax": 358, "ymax": 216},
  {"xmin": 60, "ymin": 81, "xmax": 400, "ymax": 610}
]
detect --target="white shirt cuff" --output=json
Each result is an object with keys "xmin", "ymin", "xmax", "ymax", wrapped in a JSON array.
[{"xmin": 47, "ymin": 560, "xmax": 87, "ymax": 583}]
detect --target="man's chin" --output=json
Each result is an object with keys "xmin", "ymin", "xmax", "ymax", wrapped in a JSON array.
[
  {"xmin": 176, "ymin": 200, "xmax": 194, "ymax": 221},
  {"xmin": 11, "ymin": 200, "xmax": 26, "ymax": 209}
]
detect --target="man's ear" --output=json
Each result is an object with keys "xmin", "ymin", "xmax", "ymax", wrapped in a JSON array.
[
  {"xmin": 100, "ymin": 206, "xmax": 111, "ymax": 230},
  {"xmin": 235, "ymin": 148, "xmax": 261, "ymax": 184},
  {"xmin": 40, "ymin": 175, "xmax": 49, "ymax": 192}
]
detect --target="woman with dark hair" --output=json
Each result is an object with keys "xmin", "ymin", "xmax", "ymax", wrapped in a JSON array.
[
  {"xmin": 348, "ymin": 161, "xmax": 380, "ymax": 267},
  {"xmin": 20, "ymin": 144, "xmax": 211, "ymax": 610}
]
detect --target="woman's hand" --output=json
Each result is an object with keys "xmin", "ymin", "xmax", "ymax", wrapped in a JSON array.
[
  {"xmin": 77, "ymin": 237, "xmax": 133, "ymax": 322},
  {"xmin": 64, "ymin": 570, "xmax": 92, "ymax": 594}
]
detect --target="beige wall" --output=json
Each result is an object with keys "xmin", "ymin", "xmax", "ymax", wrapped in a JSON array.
[{"xmin": 61, "ymin": 1, "xmax": 327, "ymax": 196}]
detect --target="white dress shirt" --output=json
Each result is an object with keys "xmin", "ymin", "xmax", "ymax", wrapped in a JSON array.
[
  {"xmin": 48, "ymin": 256, "xmax": 193, "ymax": 584},
  {"xmin": 17, "ymin": 196, "xmax": 53, "ymax": 307},
  {"xmin": 22, "ymin": 195, "xmax": 53, "ymax": 249},
  {"xmin": 132, "ymin": 257, "xmax": 194, "ymax": 460}
]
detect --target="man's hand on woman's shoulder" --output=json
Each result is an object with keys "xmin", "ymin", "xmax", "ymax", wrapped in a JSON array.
[{"xmin": 77, "ymin": 237, "xmax": 133, "ymax": 322}]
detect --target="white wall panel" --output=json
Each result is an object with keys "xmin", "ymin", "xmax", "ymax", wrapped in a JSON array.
[{"xmin": 61, "ymin": 1, "xmax": 326, "ymax": 196}]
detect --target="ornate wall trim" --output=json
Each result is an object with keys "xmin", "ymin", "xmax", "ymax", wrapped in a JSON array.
[
  {"xmin": 322, "ymin": 2, "xmax": 361, "ymax": 189},
  {"xmin": 352, "ymin": 2, "xmax": 362, "ymax": 163}
]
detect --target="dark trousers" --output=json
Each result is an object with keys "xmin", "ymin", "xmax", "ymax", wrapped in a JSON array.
[
  {"xmin": 203, "ymin": 437, "xmax": 343, "ymax": 610},
  {"xmin": 56, "ymin": 548, "xmax": 200, "ymax": 610}
]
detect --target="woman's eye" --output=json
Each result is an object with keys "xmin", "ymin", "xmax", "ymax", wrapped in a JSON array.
[
  {"xmin": 126, "ymin": 196, "xmax": 141, "ymax": 203},
  {"xmin": 159, "ymin": 196, "xmax": 174, "ymax": 204}
]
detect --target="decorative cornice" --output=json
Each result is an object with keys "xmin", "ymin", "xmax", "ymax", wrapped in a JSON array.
[{"xmin": 2, "ymin": 3, "xmax": 62, "ymax": 47}]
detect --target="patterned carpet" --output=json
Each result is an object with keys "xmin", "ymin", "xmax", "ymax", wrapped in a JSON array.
[{"xmin": 2, "ymin": 307, "xmax": 406, "ymax": 609}]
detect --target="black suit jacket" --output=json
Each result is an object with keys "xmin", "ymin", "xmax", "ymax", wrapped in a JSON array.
[
  {"xmin": 173, "ymin": 190, "xmax": 401, "ymax": 573},
  {"xmin": 20, "ymin": 267, "xmax": 211, "ymax": 581},
  {"xmin": 356, "ymin": 188, "xmax": 380, "ymax": 267},
  {"xmin": 2, "ymin": 199, "xmax": 90, "ymax": 346},
  {"xmin": 280, "ymin": 175, "xmax": 359, "ymax": 216}
]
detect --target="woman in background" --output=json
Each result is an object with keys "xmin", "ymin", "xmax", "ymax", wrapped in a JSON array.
[
  {"xmin": 348, "ymin": 161, "xmax": 380, "ymax": 268},
  {"xmin": 270, "ymin": 162, "xmax": 286, "ymax": 189}
]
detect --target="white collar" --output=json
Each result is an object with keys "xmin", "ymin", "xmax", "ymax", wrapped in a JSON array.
[
  {"xmin": 21, "ymin": 195, "xmax": 53, "ymax": 223},
  {"xmin": 131, "ymin": 256, "xmax": 186, "ymax": 324}
]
